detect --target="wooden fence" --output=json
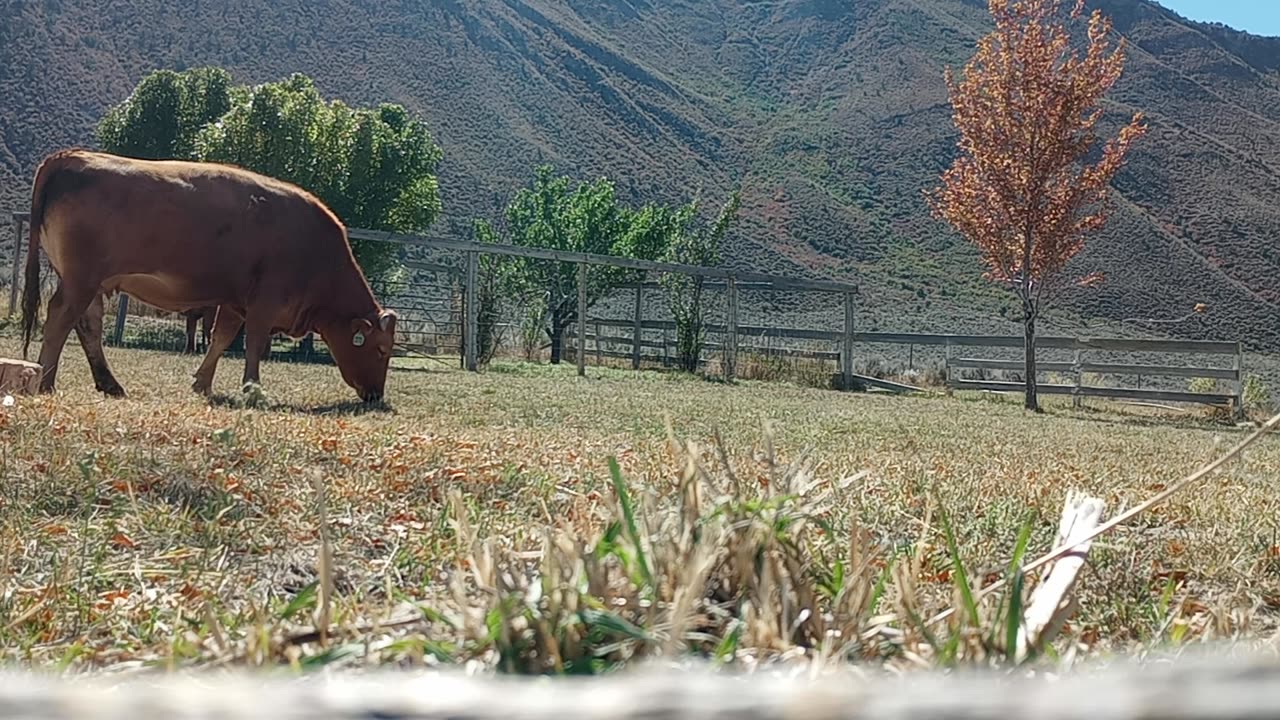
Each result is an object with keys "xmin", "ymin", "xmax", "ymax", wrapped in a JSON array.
[
  {"xmin": 944, "ymin": 335, "xmax": 1244, "ymax": 411},
  {"xmin": 6, "ymin": 214, "xmax": 1246, "ymax": 413},
  {"xmin": 567, "ymin": 313, "xmax": 1244, "ymax": 413},
  {"xmin": 342, "ymin": 226, "xmax": 861, "ymax": 385}
]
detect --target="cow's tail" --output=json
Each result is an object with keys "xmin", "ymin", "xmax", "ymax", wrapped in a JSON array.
[{"xmin": 20, "ymin": 156, "xmax": 56, "ymax": 360}]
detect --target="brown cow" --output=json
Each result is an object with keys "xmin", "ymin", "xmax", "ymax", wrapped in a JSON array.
[
  {"xmin": 20, "ymin": 149, "xmax": 397, "ymax": 402},
  {"xmin": 183, "ymin": 306, "xmax": 216, "ymax": 354}
]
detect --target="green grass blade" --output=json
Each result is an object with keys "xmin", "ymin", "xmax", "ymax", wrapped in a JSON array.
[
  {"xmin": 278, "ymin": 581, "xmax": 318, "ymax": 622},
  {"xmin": 713, "ymin": 620, "xmax": 744, "ymax": 666},
  {"xmin": 868, "ymin": 560, "xmax": 893, "ymax": 615},
  {"xmin": 415, "ymin": 604, "xmax": 458, "ymax": 630},
  {"xmin": 300, "ymin": 643, "xmax": 361, "ymax": 669},
  {"xmin": 1005, "ymin": 568, "xmax": 1026, "ymax": 664},
  {"xmin": 608, "ymin": 456, "xmax": 653, "ymax": 590},
  {"xmin": 902, "ymin": 605, "xmax": 942, "ymax": 657},
  {"xmin": 939, "ymin": 508, "xmax": 980, "ymax": 628},
  {"xmin": 1006, "ymin": 515, "xmax": 1034, "ymax": 580},
  {"xmin": 940, "ymin": 628, "xmax": 962, "ymax": 666},
  {"xmin": 1003, "ymin": 516, "xmax": 1034, "ymax": 662},
  {"xmin": 1158, "ymin": 575, "xmax": 1177, "ymax": 618},
  {"xmin": 580, "ymin": 608, "xmax": 653, "ymax": 643}
]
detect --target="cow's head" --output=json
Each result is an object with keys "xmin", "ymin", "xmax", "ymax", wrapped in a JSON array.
[{"xmin": 327, "ymin": 309, "xmax": 397, "ymax": 403}]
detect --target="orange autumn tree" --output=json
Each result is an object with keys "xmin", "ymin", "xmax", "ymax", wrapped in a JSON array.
[{"xmin": 927, "ymin": 0, "xmax": 1148, "ymax": 412}]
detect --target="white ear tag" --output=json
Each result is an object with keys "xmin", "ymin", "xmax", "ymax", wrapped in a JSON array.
[{"xmin": 353, "ymin": 332, "xmax": 366, "ymax": 347}]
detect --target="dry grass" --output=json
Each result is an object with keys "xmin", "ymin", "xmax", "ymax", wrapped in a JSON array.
[{"xmin": 1, "ymin": 336, "xmax": 1279, "ymax": 677}]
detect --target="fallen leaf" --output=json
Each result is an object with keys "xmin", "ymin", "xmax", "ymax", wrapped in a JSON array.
[{"xmin": 1080, "ymin": 626, "xmax": 1101, "ymax": 646}]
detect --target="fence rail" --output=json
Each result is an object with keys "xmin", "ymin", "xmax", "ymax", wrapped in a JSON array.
[
  {"xmin": 946, "ymin": 336, "xmax": 1243, "ymax": 413},
  {"xmin": 6, "ymin": 214, "xmax": 1246, "ymax": 413},
  {"xmin": 574, "ymin": 314, "xmax": 1244, "ymax": 412}
]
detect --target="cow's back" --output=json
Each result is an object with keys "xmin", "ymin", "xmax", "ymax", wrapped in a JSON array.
[{"xmin": 34, "ymin": 150, "xmax": 357, "ymax": 316}]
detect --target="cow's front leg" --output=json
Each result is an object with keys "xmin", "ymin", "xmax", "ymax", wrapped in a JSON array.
[{"xmin": 192, "ymin": 308, "xmax": 243, "ymax": 395}]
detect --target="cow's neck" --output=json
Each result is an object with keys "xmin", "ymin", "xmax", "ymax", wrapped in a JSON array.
[{"xmin": 311, "ymin": 272, "xmax": 381, "ymax": 336}]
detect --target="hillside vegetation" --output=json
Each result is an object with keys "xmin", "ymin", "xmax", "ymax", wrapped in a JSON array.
[{"xmin": 2, "ymin": 0, "xmax": 1280, "ymax": 345}]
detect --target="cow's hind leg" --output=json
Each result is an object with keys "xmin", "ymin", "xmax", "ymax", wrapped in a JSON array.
[
  {"xmin": 36, "ymin": 281, "xmax": 96, "ymax": 393},
  {"xmin": 200, "ymin": 309, "xmax": 213, "ymax": 350},
  {"xmin": 192, "ymin": 307, "xmax": 244, "ymax": 395},
  {"xmin": 74, "ymin": 293, "xmax": 126, "ymax": 397},
  {"xmin": 241, "ymin": 314, "xmax": 273, "ymax": 389},
  {"xmin": 183, "ymin": 312, "xmax": 198, "ymax": 354}
]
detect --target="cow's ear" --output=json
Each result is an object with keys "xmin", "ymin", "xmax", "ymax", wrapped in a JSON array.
[
  {"xmin": 379, "ymin": 310, "xmax": 397, "ymax": 332},
  {"xmin": 350, "ymin": 318, "xmax": 373, "ymax": 347}
]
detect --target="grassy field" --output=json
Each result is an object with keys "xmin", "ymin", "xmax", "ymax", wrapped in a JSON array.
[{"xmin": 1, "ymin": 337, "xmax": 1278, "ymax": 675}]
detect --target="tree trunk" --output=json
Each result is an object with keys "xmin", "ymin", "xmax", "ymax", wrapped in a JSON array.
[
  {"xmin": 549, "ymin": 310, "xmax": 564, "ymax": 365},
  {"xmin": 549, "ymin": 330, "xmax": 563, "ymax": 365},
  {"xmin": 1023, "ymin": 308, "xmax": 1041, "ymax": 413}
]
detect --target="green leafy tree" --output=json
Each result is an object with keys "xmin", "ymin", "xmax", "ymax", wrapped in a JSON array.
[
  {"xmin": 96, "ymin": 67, "xmax": 233, "ymax": 161},
  {"xmin": 662, "ymin": 192, "xmax": 742, "ymax": 373},
  {"xmin": 95, "ymin": 68, "xmax": 443, "ymax": 284},
  {"xmin": 499, "ymin": 165, "xmax": 668, "ymax": 365}
]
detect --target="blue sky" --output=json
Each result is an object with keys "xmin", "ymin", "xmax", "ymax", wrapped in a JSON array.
[{"xmin": 1156, "ymin": 1, "xmax": 1280, "ymax": 37}]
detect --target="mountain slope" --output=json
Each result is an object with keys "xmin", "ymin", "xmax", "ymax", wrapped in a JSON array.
[{"xmin": 2, "ymin": 0, "xmax": 1279, "ymax": 347}]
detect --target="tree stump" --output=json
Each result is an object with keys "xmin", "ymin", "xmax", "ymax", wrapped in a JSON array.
[{"xmin": 0, "ymin": 358, "xmax": 41, "ymax": 396}]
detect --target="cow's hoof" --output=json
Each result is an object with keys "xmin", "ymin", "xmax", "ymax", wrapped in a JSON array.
[
  {"xmin": 98, "ymin": 383, "xmax": 127, "ymax": 398},
  {"xmin": 192, "ymin": 379, "xmax": 212, "ymax": 395}
]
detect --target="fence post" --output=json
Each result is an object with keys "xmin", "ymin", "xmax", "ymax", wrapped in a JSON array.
[
  {"xmin": 632, "ymin": 284, "xmax": 643, "ymax": 370},
  {"xmin": 841, "ymin": 291, "xmax": 854, "ymax": 391},
  {"xmin": 112, "ymin": 295, "xmax": 129, "ymax": 346},
  {"xmin": 577, "ymin": 263, "xmax": 587, "ymax": 378},
  {"xmin": 944, "ymin": 337, "xmax": 953, "ymax": 395},
  {"xmin": 595, "ymin": 320, "xmax": 602, "ymax": 366},
  {"xmin": 663, "ymin": 327, "xmax": 671, "ymax": 368},
  {"xmin": 726, "ymin": 276, "xmax": 739, "ymax": 382},
  {"xmin": 7, "ymin": 216, "xmax": 24, "ymax": 317},
  {"xmin": 464, "ymin": 250, "xmax": 478, "ymax": 372},
  {"xmin": 1072, "ymin": 346, "xmax": 1083, "ymax": 409},
  {"xmin": 1234, "ymin": 341, "xmax": 1245, "ymax": 420}
]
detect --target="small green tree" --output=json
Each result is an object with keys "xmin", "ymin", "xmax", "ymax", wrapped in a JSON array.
[
  {"xmin": 662, "ymin": 192, "xmax": 742, "ymax": 373},
  {"xmin": 499, "ymin": 165, "xmax": 669, "ymax": 364},
  {"xmin": 96, "ymin": 68, "xmax": 443, "ymax": 285},
  {"xmin": 469, "ymin": 220, "xmax": 507, "ymax": 367}
]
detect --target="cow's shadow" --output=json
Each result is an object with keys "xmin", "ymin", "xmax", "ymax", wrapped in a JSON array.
[{"xmin": 206, "ymin": 394, "xmax": 394, "ymax": 416}]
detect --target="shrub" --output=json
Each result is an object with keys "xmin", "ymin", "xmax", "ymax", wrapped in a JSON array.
[
  {"xmin": 122, "ymin": 317, "xmax": 187, "ymax": 350},
  {"xmin": 1242, "ymin": 374, "xmax": 1272, "ymax": 415},
  {"xmin": 1187, "ymin": 377, "xmax": 1219, "ymax": 395}
]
